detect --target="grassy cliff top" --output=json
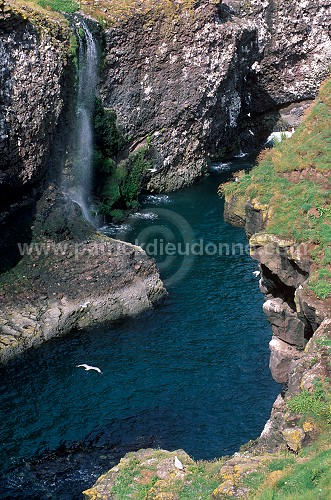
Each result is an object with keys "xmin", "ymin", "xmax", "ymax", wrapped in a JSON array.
[
  {"xmin": 19, "ymin": 0, "xmax": 210, "ymax": 24},
  {"xmin": 222, "ymin": 76, "xmax": 331, "ymax": 300},
  {"xmin": 83, "ymin": 429, "xmax": 331, "ymax": 499}
]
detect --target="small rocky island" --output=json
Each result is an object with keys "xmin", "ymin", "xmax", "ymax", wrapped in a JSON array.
[{"xmin": 0, "ymin": 0, "xmax": 330, "ymax": 498}]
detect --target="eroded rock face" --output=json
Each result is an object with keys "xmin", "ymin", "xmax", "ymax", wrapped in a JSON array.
[
  {"xmin": 269, "ymin": 336, "xmax": 302, "ymax": 384},
  {"xmin": 0, "ymin": 5, "xmax": 73, "ymax": 270},
  {"xmin": 101, "ymin": 3, "xmax": 259, "ymax": 190},
  {"xmin": 260, "ymin": 319, "xmax": 331, "ymax": 451},
  {"xmin": 224, "ymin": 194, "xmax": 322, "ymax": 377},
  {"xmin": 0, "ymin": 7, "xmax": 71, "ymax": 200},
  {"xmin": 0, "ymin": 190, "xmax": 166, "ymax": 364},
  {"xmin": 101, "ymin": 0, "xmax": 331, "ymax": 191},
  {"xmin": 240, "ymin": 0, "xmax": 331, "ymax": 112},
  {"xmin": 248, "ymin": 232, "xmax": 330, "ymax": 382},
  {"xmin": 263, "ymin": 298, "xmax": 307, "ymax": 350},
  {"xmin": 250, "ymin": 234, "xmax": 312, "ymax": 289}
]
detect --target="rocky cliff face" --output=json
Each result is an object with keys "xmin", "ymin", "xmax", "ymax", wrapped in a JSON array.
[
  {"xmin": 0, "ymin": 4, "xmax": 166, "ymax": 363},
  {"xmin": 101, "ymin": 3, "xmax": 258, "ymax": 190},
  {"xmin": 101, "ymin": 0, "xmax": 331, "ymax": 191},
  {"xmin": 0, "ymin": 187, "xmax": 166, "ymax": 364},
  {"xmin": 225, "ymin": 194, "xmax": 330, "ymax": 384},
  {"xmin": 230, "ymin": 0, "xmax": 331, "ymax": 111},
  {"xmin": 223, "ymin": 192, "xmax": 331, "ymax": 454},
  {"xmin": 0, "ymin": 4, "xmax": 73, "ymax": 270}
]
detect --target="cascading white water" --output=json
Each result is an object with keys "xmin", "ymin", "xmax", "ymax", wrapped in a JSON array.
[{"xmin": 69, "ymin": 21, "xmax": 98, "ymax": 225}]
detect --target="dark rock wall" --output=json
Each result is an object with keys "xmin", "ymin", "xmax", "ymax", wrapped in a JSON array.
[
  {"xmin": 241, "ymin": 0, "xmax": 331, "ymax": 112},
  {"xmin": 0, "ymin": 6, "xmax": 73, "ymax": 270},
  {"xmin": 101, "ymin": 0, "xmax": 331, "ymax": 191},
  {"xmin": 101, "ymin": 4, "xmax": 259, "ymax": 190}
]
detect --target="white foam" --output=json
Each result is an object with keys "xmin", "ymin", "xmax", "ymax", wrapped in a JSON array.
[
  {"xmin": 209, "ymin": 162, "xmax": 231, "ymax": 171},
  {"xmin": 99, "ymin": 223, "xmax": 132, "ymax": 236},
  {"xmin": 130, "ymin": 212, "xmax": 159, "ymax": 220},
  {"xmin": 266, "ymin": 130, "xmax": 294, "ymax": 144},
  {"xmin": 143, "ymin": 194, "xmax": 172, "ymax": 204}
]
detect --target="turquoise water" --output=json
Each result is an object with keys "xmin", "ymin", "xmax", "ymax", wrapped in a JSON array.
[{"xmin": 0, "ymin": 161, "xmax": 280, "ymax": 498}]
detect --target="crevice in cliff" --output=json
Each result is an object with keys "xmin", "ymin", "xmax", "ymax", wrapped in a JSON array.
[
  {"xmin": 260, "ymin": 263, "xmax": 296, "ymax": 310},
  {"xmin": 260, "ymin": 262, "xmax": 314, "ymax": 353}
]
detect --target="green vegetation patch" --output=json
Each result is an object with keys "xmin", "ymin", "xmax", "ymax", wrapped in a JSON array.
[
  {"xmin": 111, "ymin": 457, "xmax": 158, "ymax": 500},
  {"xmin": 70, "ymin": 0, "xmax": 199, "ymax": 26},
  {"xmin": 286, "ymin": 381, "xmax": 331, "ymax": 425},
  {"xmin": 252, "ymin": 448, "xmax": 331, "ymax": 500},
  {"xmin": 221, "ymin": 76, "xmax": 331, "ymax": 299},
  {"xmin": 177, "ymin": 461, "xmax": 221, "ymax": 499},
  {"xmin": 37, "ymin": 0, "xmax": 79, "ymax": 13},
  {"xmin": 111, "ymin": 457, "xmax": 221, "ymax": 500},
  {"xmin": 92, "ymin": 99, "xmax": 153, "ymax": 220},
  {"xmin": 272, "ymin": 78, "xmax": 331, "ymax": 174},
  {"xmin": 97, "ymin": 147, "xmax": 153, "ymax": 219}
]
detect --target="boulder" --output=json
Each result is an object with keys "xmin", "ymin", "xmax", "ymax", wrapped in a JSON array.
[{"xmin": 269, "ymin": 336, "xmax": 302, "ymax": 383}]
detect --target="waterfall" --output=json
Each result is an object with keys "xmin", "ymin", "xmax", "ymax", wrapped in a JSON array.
[{"xmin": 69, "ymin": 21, "xmax": 98, "ymax": 225}]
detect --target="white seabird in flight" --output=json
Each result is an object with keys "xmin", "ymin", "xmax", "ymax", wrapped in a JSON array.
[{"xmin": 76, "ymin": 364, "xmax": 102, "ymax": 374}]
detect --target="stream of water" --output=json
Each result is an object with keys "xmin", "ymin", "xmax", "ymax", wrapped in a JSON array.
[
  {"xmin": 67, "ymin": 22, "xmax": 98, "ymax": 226},
  {"xmin": 0, "ymin": 160, "xmax": 280, "ymax": 499}
]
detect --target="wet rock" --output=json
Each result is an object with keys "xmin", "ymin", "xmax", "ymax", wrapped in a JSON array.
[{"xmin": 0, "ymin": 192, "xmax": 166, "ymax": 364}]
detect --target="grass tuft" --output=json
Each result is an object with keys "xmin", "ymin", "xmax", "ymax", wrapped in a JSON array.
[
  {"xmin": 37, "ymin": 0, "xmax": 79, "ymax": 13},
  {"xmin": 222, "ymin": 76, "xmax": 331, "ymax": 299}
]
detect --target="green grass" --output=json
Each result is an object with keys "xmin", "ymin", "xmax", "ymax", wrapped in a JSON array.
[
  {"xmin": 111, "ymin": 457, "xmax": 159, "ymax": 500},
  {"xmin": 109, "ymin": 453, "xmax": 222, "ymax": 500},
  {"xmin": 177, "ymin": 462, "xmax": 221, "ymax": 499},
  {"xmin": 286, "ymin": 380, "xmax": 331, "ymax": 425},
  {"xmin": 37, "ymin": 0, "xmax": 79, "ymax": 13},
  {"xmin": 221, "ymin": 76, "xmax": 331, "ymax": 299},
  {"xmin": 271, "ymin": 78, "xmax": 331, "ymax": 174},
  {"xmin": 251, "ymin": 448, "xmax": 331, "ymax": 500},
  {"xmin": 29, "ymin": 0, "xmax": 202, "ymax": 25}
]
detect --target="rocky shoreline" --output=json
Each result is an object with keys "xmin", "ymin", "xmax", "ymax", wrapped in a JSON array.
[
  {"xmin": 82, "ymin": 194, "xmax": 331, "ymax": 499},
  {"xmin": 0, "ymin": 189, "xmax": 166, "ymax": 364},
  {"xmin": 224, "ymin": 193, "xmax": 331, "ymax": 448},
  {"xmin": 1, "ymin": 0, "xmax": 331, "ymax": 497}
]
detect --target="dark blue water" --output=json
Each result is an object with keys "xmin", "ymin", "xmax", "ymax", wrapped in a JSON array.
[{"xmin": 0, "ymin": 161, "xmax": 280, "ymax": 499}]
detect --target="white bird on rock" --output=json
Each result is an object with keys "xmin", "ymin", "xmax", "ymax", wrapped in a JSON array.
[
  {"xmin": 174, "ymin": 456, "xmax": 184, "ymax": 471},
  {"xmin": 76, "ymin": 364, "xmax": 102, "ymax": 374}
]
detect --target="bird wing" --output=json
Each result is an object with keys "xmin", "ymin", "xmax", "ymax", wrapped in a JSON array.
[
  {"xmin": 175, "ymin": 457, "xmax": 184, "ymax": 469},
  {"xmin": 92, "ymin": 367, "xmax": 102, "ymax": 373},
  {"xmin": 76, "ymin": 364, "xmax": 102, "ymax": 373}
]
